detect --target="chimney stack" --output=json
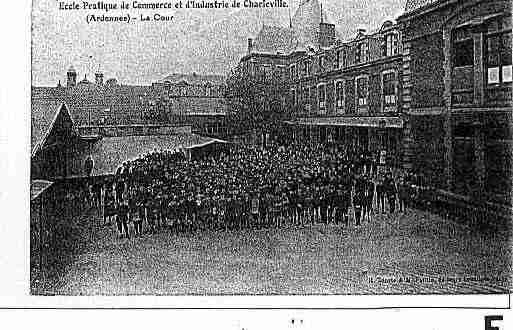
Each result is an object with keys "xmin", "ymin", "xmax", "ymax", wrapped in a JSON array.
[{"xmin": 67, "ymin": 66, "xmax": 77, "ymax": 88}]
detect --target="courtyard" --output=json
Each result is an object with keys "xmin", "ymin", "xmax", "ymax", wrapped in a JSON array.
[{"xmin": 37, "ymin": 208, "xmax": 512, "ymax": 296}]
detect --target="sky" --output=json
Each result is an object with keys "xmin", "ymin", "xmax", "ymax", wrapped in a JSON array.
[{"xmin": 32, "ymin": 0, "xmax": 406, "ymax": 86}]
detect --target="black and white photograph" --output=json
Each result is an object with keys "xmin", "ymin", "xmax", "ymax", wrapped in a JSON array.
[{"xmin": 28, "ymin": 0, "xmax": 512, "ymax": 298}]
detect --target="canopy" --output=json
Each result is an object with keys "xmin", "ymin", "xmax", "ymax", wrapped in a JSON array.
[
  {"xmin": 75, "ymin": 134, "xmax": 216, "ymax": 177},
  {"xmin": 185, "ymin": 138, "xmax": 230, "ymax": 160},
  {"xmin": 290, "ymin": 116, "xmax": 404, "ymax": 128},
  {"xmin": 185, "ymin": 138, "xmax": 228, "ymax": 150}
]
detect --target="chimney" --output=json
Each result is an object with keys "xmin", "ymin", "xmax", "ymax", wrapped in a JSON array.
[
  {"xmin": 67, "ymin": 66, "xmax": 77, "ymax": 88},
  {"xmin": 95, "ymin": 71, "xmax": 104, "ymax": 85},
  {"xmin": 248, "ymin": 38, "xmax": 253, "ymax": 54}
]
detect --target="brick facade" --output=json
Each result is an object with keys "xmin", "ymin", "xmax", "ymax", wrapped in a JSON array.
[{"xmin": 398, "ymin": 0, "xmax": 512, "ymax": 205}]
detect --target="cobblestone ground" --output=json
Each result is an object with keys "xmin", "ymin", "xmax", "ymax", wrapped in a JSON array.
[{"xmin": 43, "ymin": 208, "xmax": 512, "ymax": 295}]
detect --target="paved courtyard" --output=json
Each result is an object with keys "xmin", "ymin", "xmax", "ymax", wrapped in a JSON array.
[{"xmin": 39, "ymin": 208, "xmax": 511, "ymax": 295}]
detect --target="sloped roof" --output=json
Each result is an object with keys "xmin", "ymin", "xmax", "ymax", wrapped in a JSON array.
[
  {"xmin": 31, "ymin": 99, "xmax": 70, "ymax": 155},
  {"xmin": 31, "ymin": 180, "xmax": 53, "ymax": 201},
  {"xmin": 404, "ymin": 0, "xmax": 440, "ymax": 13},
  {"xmin": 162, "ymin": 73, "xmax": 225, "ymax": 85}
]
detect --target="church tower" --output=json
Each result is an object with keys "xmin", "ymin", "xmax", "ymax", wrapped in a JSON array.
[{"xmin": 67, "ymin": 66, "xmax": 77, "ymax": 88}]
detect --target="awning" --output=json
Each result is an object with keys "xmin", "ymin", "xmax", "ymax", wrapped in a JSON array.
[
  {"xmin": 290, "ymin": 116, "xmax": 404, "ymax": 128},
  {"xmin": 73, "ymin": 134, "xmax": 216, "ymax": 177},
  {"xmin": 31, "ymin": 180, "xmax": 53, "ymax": 201},
  {"xmin": 185, "ymin": 138, "xmax": 228, "ymax": 150}
]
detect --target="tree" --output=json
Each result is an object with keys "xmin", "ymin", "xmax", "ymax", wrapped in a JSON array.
[{"xmin": 224, "ymin": 65, "xmax": 293, "ymax": 140}]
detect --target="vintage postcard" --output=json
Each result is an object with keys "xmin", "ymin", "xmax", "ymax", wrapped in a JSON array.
[{"xmin": 28, "ymin": 0, "xmax": 511, "ymax": 303}]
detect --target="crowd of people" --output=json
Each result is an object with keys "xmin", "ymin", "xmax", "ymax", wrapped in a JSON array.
[{"xmin": 88, "ymin": 142, "xmax": 416, "ymax": 239}]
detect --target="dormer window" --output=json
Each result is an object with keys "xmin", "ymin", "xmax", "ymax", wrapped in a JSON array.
[
  {"xmin": 356, "ymin": 41, "xmax": 368, "ymax": 64},
  {"xmin": 382, "ymin": 33, "xmax": 399, "ymax": 57},
  {"xmin": 335, "ymin": 49, "xmax": 345, "ymax": 69}
]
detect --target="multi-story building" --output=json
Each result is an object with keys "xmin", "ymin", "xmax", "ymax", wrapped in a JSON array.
[
  {"xmin": 237, "ymin": 0, "xmax": 405, "ymax": 167},
  {"xmin": 398, "ymin": 0, "xmax": 512, "ymax": 208},
  {"xmin": 236, "ymin": 0, "xmax": 512, "ymax": 211}
]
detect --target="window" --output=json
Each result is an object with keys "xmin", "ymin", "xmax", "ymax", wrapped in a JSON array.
[
  {"xmin": 302, "ymin": 60, "xmax": 311, "ymax": 77},
  {"xmin": 319, "ymin": 56, "xmax": 325, "ymax": 72},
  {"xmin": 335, "ymin": 50, "xmax": 345, "ymax": 69},
  {"xmin": 382, "ymin": 71, "xmax": 397, "ymax": 111},
  {"xmin": 382, "ymin": 33, "xmax": 398, "ymax": 57},
  {"xmin": 486, "ymin": 16, "xmax": 512, "ymax": 85},
  {"xmin": 290, "ymin": 64, "xmax": 296, "ymax": 80},
  {"xmin": 303, "ymin": 87, "xmax": 312, "ymax": 114},
  {"xmin": 356, "ymin": 76, "xmax": 369, "ymax": 109},
  {"xmin": 318, "ymin": 84, "xmax": 326, "ymax": 112},
  {"xmin": 452, "ymin": 27, "xmax": 474, "ymax": 67},
  {"xmin": 335, "ymin": 80, "xmax": 345, "ymax": 113},
  {"xmin": 276, "ymin": 65, "xmax": 286, "ymax": 80},
  {"xmin": 310, "ymin": 86, "xmax": 316, "ymax": 109},
  {"xmin": 356, "ymin": 42, "xmax": 368, "ymax": 64},
  {"xmin": 262, "ymin": 65, "xmax": 272, "ymax": 79}
]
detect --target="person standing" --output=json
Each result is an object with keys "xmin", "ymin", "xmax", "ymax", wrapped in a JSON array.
[
  {"xmin": 117, "ymin": 199, "xmax": 130, "ymax": 239},
  {"xmin": 133, "ymin": 199, "xmax": 145, "ymax": 237},
  {"xmin": 353, "ymin": 187, "xmax": 365, "ymax": 227},
  {"xmin": 364, "ymin": 177, "xmax": 375, "ymax": 222},
  {"xmin": 250, "ymin": 193, "xmax": 260, "ymax": 229},
  {"xmin": 376, "ymin": 177, "xmax": 386, "ymax": 214},
  {"xmin": 84, "ymin": 155, "xmax": 94, "ymax": 177},
  {"xmin": 385, "ymin": 174, "xmax": 397, "ymax": 214},
  {"xmin": 397, "ymin": 176, "xmax": 409, "ymax": 213}
]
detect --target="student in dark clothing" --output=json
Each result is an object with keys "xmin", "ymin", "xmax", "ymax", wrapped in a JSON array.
[
  {"xmin": 353, "ymin": 189, "xmax": 365, "ymax": 227},
  {"xmin": 385, "ymin": 175, "xmax": 397, "ymax": 214},
  {"xmin": 376, "ymin": 178, "xmax": 387, "ymax": 214},
  {"xmin": 364, "ymin": 178, "xmax": 375, "ymax": 222},
  {"xmin": 117, "ymin": 200, "xmax": 130, "ymax": 239}
]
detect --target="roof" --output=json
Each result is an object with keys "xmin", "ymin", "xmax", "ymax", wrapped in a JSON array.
[
  {"xmin": 77, "ymin": 134, "xmax": 216, "ymax": 176},
  {"xmin": 31, "ymin": 180, "xmax": 53, "ymax": 201},
  {"xmin": 404, "ymin": 0, "xmax": 440, "ymax": 14},
  {"xmin": 31, "ymin": 100, "xmax": 73, "ymax": 155},
  {"xmin": 251, "ymin": 0, "xmax": 342, "ymax": 54},
  {"xmin": 161, "ymin": 73, "xmax": 225, "ymax": 85}
]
